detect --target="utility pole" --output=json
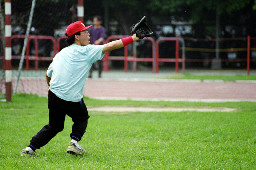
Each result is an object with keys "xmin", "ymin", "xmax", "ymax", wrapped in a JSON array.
[
  {"xmin": 212, "ymin": 6, "xmax": 221, "ymax": 69},
  {"xmin": 77, "ymin": 0, "xmax": 84, "ymax": 22}
]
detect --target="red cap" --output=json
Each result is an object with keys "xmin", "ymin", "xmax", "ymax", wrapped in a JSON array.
[{"xmin": 66, "ymin": 21, "xmax": 92, "ymax": 36}]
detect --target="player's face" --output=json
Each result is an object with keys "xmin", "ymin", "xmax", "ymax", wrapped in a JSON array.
[{"xmin": 78, "ymin": 30, "xmax": 90, "ymax": 46}]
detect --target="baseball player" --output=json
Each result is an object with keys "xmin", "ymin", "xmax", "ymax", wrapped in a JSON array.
[
  {"xmin": 20, "ymin": 21, "xmax": 139, "ymax": 156},
  {"xmin": 21, "ymin": 17, "xmax": 152, "ymax": 156}
]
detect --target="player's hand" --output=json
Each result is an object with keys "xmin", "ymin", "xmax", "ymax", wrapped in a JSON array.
[{"xmin": 132, "ymin": 34, "xmax": 139, "ymax": 41}]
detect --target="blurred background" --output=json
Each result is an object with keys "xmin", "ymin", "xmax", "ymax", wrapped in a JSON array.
[
  {"xmin": 1, "ymin": 0, "xmax": 256, "ymax": 70},
  {"xmin": 0, "ymin": 0, "xmax": 256, "ymax": 100}
]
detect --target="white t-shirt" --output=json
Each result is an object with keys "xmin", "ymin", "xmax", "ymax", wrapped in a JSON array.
[{"xmin": 47, "ymin": 44, "xmax": 104, "ymax": 102}]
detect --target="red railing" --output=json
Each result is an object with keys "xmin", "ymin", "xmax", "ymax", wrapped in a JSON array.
[
  {"xmin": 103, "ymin": 36, "xmax": 156, "ymax": 72},
  {"xmin": 11, "ymin": 35, "xmax": 56, "ymax": 70},
  {"xmin": 0, "ymin": 35, "xmax": 254, "ymax": 74},
  {"xmin": 182, "ymin": 36, "xmax": 253, "ymax": 75},
  {"xmin": 156, "ymin": 37, "xmax": 184, "ymax": 73},
  {"xmin": 56, "ymin": 36, "xmax": 66, "ymax": 52},
  {"xmin": 26, "ymin": 35, "xmax": 56, "ymax": 70},
  {"xmin": 182, "ymin": 37, "xmax": 247, "ymax": 63},
  {"xmin": 247, "ymin": 35, "xmax": 251, "ymax": 75},
  {"xmin": 103, "ymin": 35, "xmax": 129, "ymax": 72},
  {"xmin": 128, "ymin": 37, "xmax": 156, "ymax": 72}
]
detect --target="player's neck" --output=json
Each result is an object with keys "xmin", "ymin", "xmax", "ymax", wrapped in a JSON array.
[
  {"xmin": 74, "ymin": 41, "xmax": 82, "ymax": 46},
  {"xmin": 94, "ymin": 25, "xmax": 101, "ymax": 29}
]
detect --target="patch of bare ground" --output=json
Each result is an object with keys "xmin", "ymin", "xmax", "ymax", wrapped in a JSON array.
[{"xmin": 88, "ymin": 106, "xmax": 236, "ymax": 114}]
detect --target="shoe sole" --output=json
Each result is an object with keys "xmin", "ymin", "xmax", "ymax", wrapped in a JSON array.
[
  {"xmin": 66, "ymin": 150, "xmax": 79, "ymax": 155},
  {"xmin": 66, "ymin": 148, "xmax": 85, "ymax": 155},
  {"xmin": 21, "ymin": 153, "xmax": 37, "ymax": 157}
]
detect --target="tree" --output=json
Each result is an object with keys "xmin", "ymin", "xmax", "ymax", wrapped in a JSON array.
[
  {"xmin": 84, "ymin": 0, "xmax": 256, "ymax": 37},
  {"xmin": 10, "ymin": 0, "xmax": 74, "ymax": 35},
  {"xmin": 148, "ymin": 0, "xmax": 256, "ymax": 37},
  {"xmin": 3, "ymin": 0, "xmax": 256, "ymax": 37}
]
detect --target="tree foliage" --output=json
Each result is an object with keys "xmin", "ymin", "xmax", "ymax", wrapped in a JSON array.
[
  {"xmin": 98, "ymin": 0, "xmax": 256, "ymax": 36},
  {"xmin": 2, "ymin": 0, "xmax": 256, "ymax": 36}
]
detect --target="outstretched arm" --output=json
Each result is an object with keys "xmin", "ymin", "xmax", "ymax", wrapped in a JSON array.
[{"xmin": 102, "ymin": 34, "xmax": 139, "ymax": 54}]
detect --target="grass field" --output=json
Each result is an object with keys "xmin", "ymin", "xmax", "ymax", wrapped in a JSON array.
[
  {"xmin": 0, "ymin": 94, "xmax": 256, "ymax": 169},
  {"xmin": 166, "ymin": 73, "xmax": 256, "ymax": 81}
]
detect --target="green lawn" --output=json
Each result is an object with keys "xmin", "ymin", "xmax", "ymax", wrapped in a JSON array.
[
  {"xmin": 165, "ymin": 73, "xmax": 256, "ymax": 81},
  {"xmin": 0, "ymin": 94, "xmax": 256, "ymax": 169}
]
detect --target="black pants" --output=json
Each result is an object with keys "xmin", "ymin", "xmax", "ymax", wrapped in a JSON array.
[
  {"xmin": 29, "ymin": 90, "xmax": 90, "ymax": 150},
  {"xmin": 89, "ymin": 60, "xmax": 103, "ymax": 78}
]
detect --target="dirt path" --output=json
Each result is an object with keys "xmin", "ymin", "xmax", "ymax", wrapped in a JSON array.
[
  {"xmin": 84, "ymin": 79, "xmax": 256, "ymax": 101},
  {"xmin": 88, "ymin": 106, "xmax": 236, "ymax": 113},
  {"xmin": 15, "ymin": 79, "xmax": 256, "ymax": 101}
]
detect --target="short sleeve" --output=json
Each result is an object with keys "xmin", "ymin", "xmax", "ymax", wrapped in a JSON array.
[
  {"xmin": 47, "ymin": 62, "xmax": 53, "ymax": 77},
  {"xmin": 87, "ymin": 45, "xmax": 104, "ymax": 63}
]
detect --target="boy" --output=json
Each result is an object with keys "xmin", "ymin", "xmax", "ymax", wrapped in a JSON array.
[{"xmin": 21, "ymin": 21, "xmax": 139, "ymax": 156}]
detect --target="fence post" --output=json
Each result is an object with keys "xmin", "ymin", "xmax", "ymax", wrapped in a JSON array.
[
  {"xmin": 4, "ymin": 0, "xmax": 12, "ymax": 101},
  {"xmin": 132, "ymin": 42, "xmax": 137, "ymax": 72},
  {"xmin": 25, "ymin": 37, "xmax": 30, "ymax": 70},
  {"xmin": 152, "ymin": 38, "xmax": 156, "ymax": 73},
  {"xmin": 175, "ymin": 37, "xmax": 179, "ymax": 72},
  {"xmin": 52, "ymin": 37, "xmax": 57, "ymax": 57},
  {"xmin": 124, "ymin": 46, "xmax": 128, "ymax": 72},
  {"xmin": 155, "ymin": 39, "xmax": 159, "ymax": 73},
  {"xmin": 247, "ymin": 35, "xmax": 250, "ymax": 76},
  {"xmin": 179, "ymin": 38, "xmax": 185, "ymax": 72},
  {"xmin": 35, "ymin": 37, "xmax": 38, "ymax": 70},
  {"xmin": 105, "ymin": 52, "xmax": 109, "ymax": 72}
]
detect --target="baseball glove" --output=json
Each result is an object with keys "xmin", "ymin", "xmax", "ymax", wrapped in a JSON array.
[{"xmin": 130, "ymin": 16, "xmax": 153, "ymax": 39}]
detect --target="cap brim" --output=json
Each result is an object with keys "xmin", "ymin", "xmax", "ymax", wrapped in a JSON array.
[{"xmin": 83, "ymin": 25, "xmax": 93, "ymax": 31}]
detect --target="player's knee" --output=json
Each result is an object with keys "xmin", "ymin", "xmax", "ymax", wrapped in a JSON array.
[
  {"xmin": 50, "ymin": 124, "xmax": 64, "ymax": 133},
  {"xmin": 74, "ymin": 115, "xmax": 89, "ymax": 123},
  {"xmin": 55, "ymin": 125, "xmax": 64, "ymax": 132}
]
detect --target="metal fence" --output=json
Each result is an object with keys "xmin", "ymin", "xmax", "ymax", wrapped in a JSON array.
[{"xmin": 0, "ymin": 35, "xmax": 255, "ymax": 74}]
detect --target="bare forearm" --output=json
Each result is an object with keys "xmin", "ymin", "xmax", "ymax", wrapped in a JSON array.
[
  {"xmin": 102, "ymin": 34, "xmax": 139, "ymax": 54},
  {"xmin": 102, "ymin": 39, "xmax": 124, "ymax": 53},
  {"xmin": 46, "ymin": 73, "xmax": 51, "ymax": 86}
]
